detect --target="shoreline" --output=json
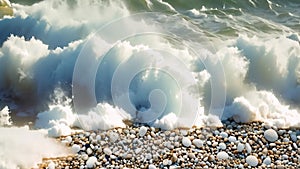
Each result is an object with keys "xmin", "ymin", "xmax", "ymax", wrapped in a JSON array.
[{"xmin": 37, "ymin": 120, "xmax": 300, "ymax": 168}]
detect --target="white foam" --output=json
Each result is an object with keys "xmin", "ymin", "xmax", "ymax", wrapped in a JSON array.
[
  {"xmin": 77, "ymin": 103, "xmax": 131, "ymax": 131},
  {"xmin": 0, "ymin": 106, "xmax": 11, "ymax": 126},
  {"xmin": 0, "ymin": 126, "xmax": 70, "ymax": 169}
]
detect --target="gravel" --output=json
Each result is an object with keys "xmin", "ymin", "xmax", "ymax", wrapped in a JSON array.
[{"xmin": 37, "ymin": 120, "xmax": 300, "ymax": 168}]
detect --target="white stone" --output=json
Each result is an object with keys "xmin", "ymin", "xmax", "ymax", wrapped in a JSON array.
[
  {"xmin": 245, "ymin": 143, "xmax": 252, "ymax": 154},
  {"xmin": 148, "ymin": 164, "xmax": 156, "ymax": 169},
  {"xmin": 228, "ymin": 136, "xmax": 237, "ymax": 143},
  {"xmin": 263, "ymin": 156, "xmax": 271, "ymax": 165},
  {"xmin": 109, "ymin": 132, "xmax": 119, "ymax": 143},
  {"xmin": 71, "ymin": 144, "xmax": 81, "ymax": 153},
  {"xmin": 220, "ymin": 132, "xmax": 228, "ymax": 138},
  {"xmin": 216, "ymin": 151, "xmax": 229, "ymax": 160},
  {"xmin": 182, "ymin": 137, "xmax": 192, "ymax": 147},
  {"xmin": 135, "ymin": 148, "xmax": 142, "ymax": 154},
  {"xmin": 96, "ymin": 135, "xmax": 101, "ymax": 141},
  {"xmin": 86, "ymin": 156, "xmax": 97, "ymax": 168},
  {"xmin": 163, "ymin": 159, "xmax": 169, "ymax": 166},
  {"xmin": 81, "ymin": 154, "xmax": 89, "ymax": 161},
  {"xmin": 282, "ymin": 154, "xmax": 288, "ymax": 160},
  {"xmin": 139, "ymin": 126, "xmax": 148, "ymax": 137},
  {"xmin": 264, "ymin": 129, "xmax": 278, "ymax": 142},
  {"xmin": 47, "ymin": 161, "xmax": 56, "ymax": 169},
  {"xmin": 86, "ymin": 148, "xmax": 93, "ymax": 155},
  {"xmin": 192, "ymin": 139, "xmax": 204, "ymax": 148},
  {"xmin": 237, "ymin": 143, "xmax": 245, "ymax": 152},
  {"xmin": 282, "ymin": 138, "xmax": 289, "ymax": 142},
  {"xmin": 104, "ymin": 147, "xmax": 112, "ymax": 155},
  {"xmin": 219, "ymin": 143, "xmax": 226, "ymax": 150},
  {"xmin": 246, "ymin": 155, "xmax": 258, "ymax": 167},
  {"xmin": 65, "ymin": 136, "xmax": 72, "ymax": 143}
]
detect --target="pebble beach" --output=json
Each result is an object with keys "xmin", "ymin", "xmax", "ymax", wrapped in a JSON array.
[{"xmin": 38, "ymin": 120, "xmax": 300, "ymax": 169}]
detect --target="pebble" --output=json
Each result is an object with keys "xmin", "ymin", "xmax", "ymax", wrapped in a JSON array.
[
  {"xmin": 218, "ymin": 143, "xmax": 226, "ymax": 150},
  {"xmin": 47, "ymin": 161, "xmax": 56, "ymax": 169},
  {"xmin": 103, "ymin": 148, "xmax": 112, "ymax": 156},
  {"xmin": 246, "ymin": 155, "xmax": 258, "ymax": 167},
  {"xmin": 38, "ymin": 121, "xmax": 300, "ymax": 168},
  {"xmin": 182, "ymin": 137, "xmax": 192, "ymax": 147},
  {"xmin": 109, "ymin": 132, "xmax": 119, "ymax": 143},
  {"xmin": 148, "ymin": 164, "xmax": 156, "ymax": 169},
  {"xmin": 263, "ymin": 156, "xmax": 271, "ymax": 165},
  {"xmin": 192, "ymin": 139, "xmax": 204, "ymax": 148},
  {"xmin": 245, "ymin": 143, "xmax": 252, "ymax": 154},
  {"xmin": 237, "ymin": 143, "xmax": 245, "ymax": 152},
  {"xmin": 282, "ymin": 138, "xmax": 289, "ymax": 142},
  {"xmin": 139, "ymin": 126, "xmax": 148, "ymax": 137},
  {"xmin": 216, "ymin": 151, "xmax": 229, "ymax": 160},
  {"xmin": 86, "ymin": 156, "xmax": 97, "ymax": 168},
  {"xmin": 290, "ymin": 133, "xmax": 297, "ymax": 142},
  {"xmin": 163, "ymin": 159, "xmax": 169, "ymax": 166},
  {"xmin": 220, "ymin": 132, "xmax": 228, "ymax": 138},
  {"xmin": 228, "ymin": 136, "xmax": 237, "ymax": 142},
  {"xmin": 71, "ymin": 144, "xmax": 81, "ymax": 153},
  {"xmin": 264, "ymin": 129, "xmax": 278, "ymax": 142}
]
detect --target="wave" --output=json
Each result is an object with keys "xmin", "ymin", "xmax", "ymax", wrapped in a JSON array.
[{"xmin": 0, "ymin": 0, "xmax": 299, "ymax": 132}]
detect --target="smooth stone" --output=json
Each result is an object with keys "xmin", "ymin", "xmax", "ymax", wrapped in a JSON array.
[
  {"xmin": 109, "ymin": 132, "xmax": 119, "ymax": 143},
  {"xmin": 192, "ymin": 139, "xmax": 204, "ymax": 148},
  {"xmin": 245, "ymin": 143, "xmax": 252, "ymax": 154},
  {"xmin": 163, "ymin": 159, "xmax": 169, "ymax": 166},
  {"xmin": 104, "ymin": 148, "xmax": 112, "ymax": 156},
  {"xmin": 139, "ymin": 126, "xmax": 148, "ymax": 137},
  {"xmin": 47, "ymin": 162, "xmax": 56, "ymax": 169},
  {"xmin": 220, "ymin": 132, "xmax": 228, "ymax": 138},
  {"xmin": 72, "ymin": 144, "xmax": 81, "ymax": 153},
  {"xmin": 188, "ymin": 153, "xmax": 196, "ymax": 159},
  {"xmin": 228, "ymin": 136, "xmax": 237, "ymax": 143},
  {"xmin": 216, "ymin": 151, "xmax": 229, "ymax": 160},
  {"xmin": 219, "ymin": 143, "xmax": 226, "ymax": 150},
  {"xmin": 182, "ymin": 137, "xmax": 192, "ymax": 147},
  {"xmin": 246, "ymin": 155, "xmax": 258, "ymax": 167},
  {"xmin": 263, "ymin": 156, "xmax": 271, "ymax": 165},
  {"xmin": 282, "ymin": 138, "xmax": 289, "ymax": 142},
  {"xmin": 148, "ymin": 164, "xmax": 156, "ymax": 169},
  {"xmin": 290, "ymin": 133, "xmax": 297, "ymax": 142},
  {"xmin": 237, "ymin": 143, "xmax": 245, "ymax": 152},
  {"xmin": 86, "ymin": 148, "xmax": 93, "ymax": 155},
  {"xmin": 264, "ymin": 129, "xmax": 278, "ymax": 142},
  {"xmin": 86, "ymin": 156, "xmax": 97, "ymax": 168}
]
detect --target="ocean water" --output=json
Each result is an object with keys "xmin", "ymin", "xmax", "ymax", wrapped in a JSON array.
[{"xmin": 0, "ymin": 0, "xmax": 300, "ymax": 131}]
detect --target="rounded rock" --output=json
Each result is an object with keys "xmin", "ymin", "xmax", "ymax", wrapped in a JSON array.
[
  {"xmin": 182, "ymin": 137, "xmax": 192, "ymax": 147},
  {"xmin": 192, "ymin": 139, "xmax": 204, "ymax": 148},
  {"xmin": 219, "ymin": 143, "xmax": 226, "ymax": 150},
  {"xmin": 237, "ymin": 143, "xmax": 245, "ymax": 152},
  {"xmin": 216, "ymin": 151, "xmax": 229, "ymax": 160},
  {"xmin": 103, "ymin": 148, "xmax": 112, "ymax": 156},
  {"xmin": 139, "ymin": 126, "xmax": 148, "ymax": 137},
  {"xmin": 148, "ymin": 164, "xmax": 156, "ymax": 169},
  {"xmin": 86, "ymin": 156, "xmax": 97, "ymax": 168},
  {"xmin": 264, "ymin": 129, "xmax": 278, "ymax": 142},
  {"xmin": 228, "ymin": 136, "xmax": 237, "ymax": 143},
  {"xmin": 220, "ymin": 132, "xmax": 228, "ymax": 138},
  {"xmin": 72, "ymin": 144, "xmax": 81, "ymax": 153},
  {"xmin": 246, "ymin": 155, "xmax": 258, "ymax": 167},
  {"xmin": 263, "ymin": 156, "xmax": 271, "ymax": 165}
]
